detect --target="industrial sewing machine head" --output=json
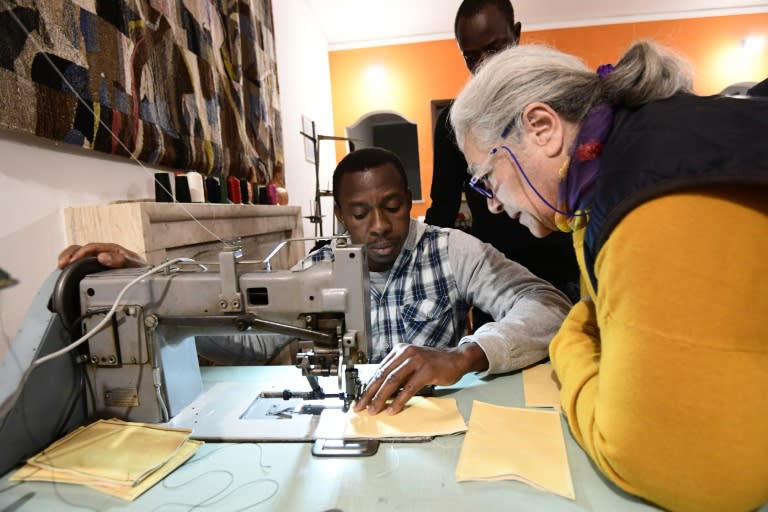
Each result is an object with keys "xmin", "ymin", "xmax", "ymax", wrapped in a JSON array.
[{"xmin": 55, "ymin": 238, "xmax": 371, "ymax": 424}]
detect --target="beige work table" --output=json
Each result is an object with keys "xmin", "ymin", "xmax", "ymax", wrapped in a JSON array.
[{"xmin": 0, "ymin": 365, "xmax": 674, "ymax": 511}]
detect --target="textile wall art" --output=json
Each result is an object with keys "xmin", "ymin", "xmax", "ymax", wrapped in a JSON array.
[{"xmin": 0, "ymin": 0, "xmax": 284, "ymax": 183}]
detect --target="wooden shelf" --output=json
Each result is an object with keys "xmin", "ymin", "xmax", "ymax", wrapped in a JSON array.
[{"xmin": 64, "ymin": 202, "xmax": 305, "ymax": 269}]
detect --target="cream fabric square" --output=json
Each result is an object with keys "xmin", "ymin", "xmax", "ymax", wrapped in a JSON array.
[
  {"xmin": 456, "ymin": 401, "xmax": 575, "ymax": 499},
  {"xmin": 523, "ymin": 362, "xmax": 562, "ymax": 408},
  {"xmin": 344, "ymin": 396, "xmax": 467, "ymax": 438}
]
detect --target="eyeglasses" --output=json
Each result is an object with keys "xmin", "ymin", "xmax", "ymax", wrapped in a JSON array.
[
  {"xmin": 470, "ymin": 144, "xmax": 581, "ymax": 216},
  {"xmin": 467, "ymin": 147, "xmax": 500, "ymax": 199}
]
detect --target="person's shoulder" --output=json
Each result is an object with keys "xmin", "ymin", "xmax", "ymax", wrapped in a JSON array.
[
  {"xmin": 438, "ymin": 224, "xmax": 486, "ymax": 248},
  {"xmin": 444, "ymin": 226, "xmax": 527, "ymax": 265}
]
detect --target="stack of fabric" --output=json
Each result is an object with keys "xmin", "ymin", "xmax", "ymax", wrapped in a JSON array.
[{"xmin": 12, "ymin": 418, "xmax": 202, "ymax": 501}]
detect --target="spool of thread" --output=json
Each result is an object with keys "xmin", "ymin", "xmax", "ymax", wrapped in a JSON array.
[
  {"xmin": 246, "ymin": 182, "xmax": 254, "ymax": 205},
  {"xmin": 219, "ymin": 175, "xmax": 229, "ymax": 203},
  {"xmin": 227, "ymin": 176, "xmax": 242, "ymax": 204},
  {"xmin": 266, "ymin": 183, "xmax": 277, "ymax": 205},
  {"xmin": 154, "ymin": 172, "xmax": 173, "ymax": 202},
  {"xmin": 174, "ymin": 174, "xmax": 191, "ymax": 203},
  {"xmin": 186, "ymin": 171, "xmax": 205, "ymax": 202},
  {"xmin": 239, "ymin": 178, "xmax": 250, "ymax": 204},
  {"xmin": 205, "ymin": 177, "xmax": 221, "ymax": 203},
  {"xmin": 258, "ymin": 185, "xmax": 270, "ymax": 204},
  {"xmin": 275, "ymin": 186, "xmax": 289, "ymax": 205}
]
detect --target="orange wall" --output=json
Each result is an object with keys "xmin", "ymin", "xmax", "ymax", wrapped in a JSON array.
[{"xmin": 329, "ymin": 14, "xmax": 768, "ymax": 217}]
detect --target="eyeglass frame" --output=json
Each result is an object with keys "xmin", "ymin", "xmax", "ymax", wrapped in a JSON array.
[
  {"xmin": 467, "ymin": 144, "xmax": 575, "ymax": 216},
  {"xmin": 467, "ymin": 118, "xmax": 518, "ymax": 199},
  {"xmin": 467, "ymin": 147, "xmax": 499, "ymax": 199}
]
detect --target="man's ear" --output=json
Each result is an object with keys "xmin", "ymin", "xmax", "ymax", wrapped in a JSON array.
[{"xmin": 521, "ymin": 102, "xmax": 564, "ymax": 158}]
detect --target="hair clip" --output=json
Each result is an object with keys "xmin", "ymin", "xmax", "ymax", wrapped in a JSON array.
[{"xmin": 596, "ymin": 64, "xmax": 615, "ymax": 79}]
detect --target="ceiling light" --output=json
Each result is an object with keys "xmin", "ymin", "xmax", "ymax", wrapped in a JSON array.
[{"xmin": 742, "ymin": 36, "xmax": 765, "ymax": 53}]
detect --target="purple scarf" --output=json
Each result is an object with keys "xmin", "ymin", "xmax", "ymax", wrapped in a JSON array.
[{"xmin": 555, "ymin": 103, "xmax": 614, "ymax": 232}]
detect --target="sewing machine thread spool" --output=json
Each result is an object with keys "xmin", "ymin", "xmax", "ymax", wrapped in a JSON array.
[
  {"xmin": 227, "ymin": 176, "xmax": 242, "ymax": 203},
  {"xmin": 219, "ymin": 174, "xmax": 229, "ymax": 203},
  {"xmin": 257, "ymin": 185, "xmax": 270, "ymax": 204},
  {"xmin": 205, "ymin": 177, "xmax": 221, "ymax": 203},
  {"xmin": 174, "ymin": 174, "xmax": 192, "ymax": 203},
  {"xmin": 239, "ymin": 178, "xmax": 250, "ymax": 204},
  {"xmin": 154, "ymin": 172, "xmax": 173, "ymax": 202},
  {"xmin": 186, "ymin": 171, "xmax": 205, "ymax": 202}
]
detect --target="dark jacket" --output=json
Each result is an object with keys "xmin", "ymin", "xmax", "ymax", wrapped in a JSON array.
[{"xmin": 585, "ymin": 93, "xmax": 768, "ymax": 292}]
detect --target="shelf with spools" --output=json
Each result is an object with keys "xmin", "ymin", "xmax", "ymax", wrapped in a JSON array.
[
  {"xmin": 300, "ymin": 120, "xmax": 359, "ymax": 237},
  {"xmin": 64, "ymin": 201, "xmax": 304, "ymax": 270}
]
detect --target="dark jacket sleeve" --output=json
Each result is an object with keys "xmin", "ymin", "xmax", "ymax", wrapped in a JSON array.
[{"xmin": 424, "ymin": 105, "xmax": 466, "ymax": 227}]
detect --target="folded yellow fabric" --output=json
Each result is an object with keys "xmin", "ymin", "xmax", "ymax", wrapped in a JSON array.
[
  {"xmin": 344, "ymin": 396, "xmax": 467, "ymax": 439},
  {"xmin": 12, "ymin": 439, "xmax": 202, "ymax": 501},
  {"xmin": 456, "ymin": 401, "xmax": 575, "ymax": 500},
  {"xmin": 522, "ymin": 362, "xmax": 562, "ymax": 409},
  {"xmin": 22, "ymin": 418, "xmax": 193, "ymax": 487}
]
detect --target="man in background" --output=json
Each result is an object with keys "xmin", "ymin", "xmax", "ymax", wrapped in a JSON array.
[{"xmin": 425, "ymin": 0, "xmax": 580, "ymax": 310}]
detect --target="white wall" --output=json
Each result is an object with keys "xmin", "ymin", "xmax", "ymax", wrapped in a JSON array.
[
  {"xmin": 0, "ymin": 0, "xmax": 335, "ymax": 344},
  {"xmin": 0, "ymin": 131, "xmax": 155, "ymax": 348},
  {"xmin": 273, "ymin": 0, "xmax": 337, "ymax": 242}
]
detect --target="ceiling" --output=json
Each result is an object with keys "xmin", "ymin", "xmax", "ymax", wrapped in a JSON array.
[{"xmin": 305, "ymin": 0, "xmax": 768, "ymax": 50}]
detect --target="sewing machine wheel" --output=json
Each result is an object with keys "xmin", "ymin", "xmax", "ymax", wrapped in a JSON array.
[{"xmin": 51, "ymin": 256, "xmax": 109, "ymax": 338}]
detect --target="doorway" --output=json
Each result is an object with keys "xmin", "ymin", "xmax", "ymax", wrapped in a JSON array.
[{"xmin": 346, "ymin": 111, "xmax": 421, "ymax": 201}]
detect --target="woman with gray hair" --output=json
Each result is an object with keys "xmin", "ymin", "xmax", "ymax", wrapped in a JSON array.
[{"xmin": 451, "ymin": 41, "xmax": 768, "ymax": 512}]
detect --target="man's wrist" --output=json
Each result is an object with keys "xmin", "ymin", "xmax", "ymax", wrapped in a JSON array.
[{"xmin": 456, "ymin": 341, "xmax": 489, "ymax": 373}]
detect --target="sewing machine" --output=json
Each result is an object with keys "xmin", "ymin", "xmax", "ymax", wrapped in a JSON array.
[
  {"xmin": 68, "ymin": 239, "xmax": 371, "ymax": 425},
  {"xmin": 0, "ymin": 238, "xmax": 371, "ymax": 474}
]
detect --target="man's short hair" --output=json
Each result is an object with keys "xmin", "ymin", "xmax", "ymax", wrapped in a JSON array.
[
  {"xmin": 333, "ymin": 147, "xmax": 409, "ymax": 206},
  {"xmin": 454, "ymin": 0, "xmax": 516, "ymax": 39}
]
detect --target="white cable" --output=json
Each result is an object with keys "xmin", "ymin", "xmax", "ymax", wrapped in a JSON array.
[
  {"xmin": 32, "ymin": 258, "xmax": 192, "ymax": 368},
  {"xmin": 0, "ymin": 258, "xmax": 193, "ymax": 427}
]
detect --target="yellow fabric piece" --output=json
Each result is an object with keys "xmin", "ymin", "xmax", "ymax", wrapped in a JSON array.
[
  {"xmin": 344, "ymin": 396, "xmax": 467, "ymax": 438},
  {"xmin": 522, "ymin": 362, "xmax": 561, "ymax": 408},
  {"xmin": 550, "ymin": 188, "xmax": 768, "ymax": 512},
  {"xmin": 24, "ymin": 418, "xmax": 193, "ymax": 486},
  {"xmin": 455, "ymin": 401, "xmax": 575, "ymax": 499},
  {"xmin": 12, "ymin": 439, "xmax": 202, "ymax": 501}
]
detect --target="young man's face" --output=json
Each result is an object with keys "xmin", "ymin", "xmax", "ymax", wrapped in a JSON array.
[
  {"xmin": 456, "ymin": 4, "xmax": 521, "ymax": 73},
  {"xmin": 334, "ymin": 163, "xmax": 412, "ymax": 272}
]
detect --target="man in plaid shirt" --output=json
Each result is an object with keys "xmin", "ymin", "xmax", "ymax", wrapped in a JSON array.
[{"xmin": 320, "ymin": 148, "xmax": 570, "ymax": 416}]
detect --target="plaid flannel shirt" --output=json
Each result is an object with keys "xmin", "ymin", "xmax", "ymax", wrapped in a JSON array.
[{"xmin": 302, "ymin": 222, "xmax": 468, "ymax": 363}]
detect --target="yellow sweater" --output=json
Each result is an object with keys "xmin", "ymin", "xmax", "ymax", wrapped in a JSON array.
[{"xmin": 549, "ymin": 187, "xmax": 768, "ymax": 512}]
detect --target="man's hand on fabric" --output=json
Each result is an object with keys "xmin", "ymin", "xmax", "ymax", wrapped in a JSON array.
[{"xmin": 353, "ymin": 342, "xmax": 488, "ymax": 415}]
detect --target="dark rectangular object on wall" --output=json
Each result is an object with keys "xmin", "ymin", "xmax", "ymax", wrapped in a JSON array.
[{"xmin": 373, "ymin": 123, "xmax": 421, "ymax": 200}]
